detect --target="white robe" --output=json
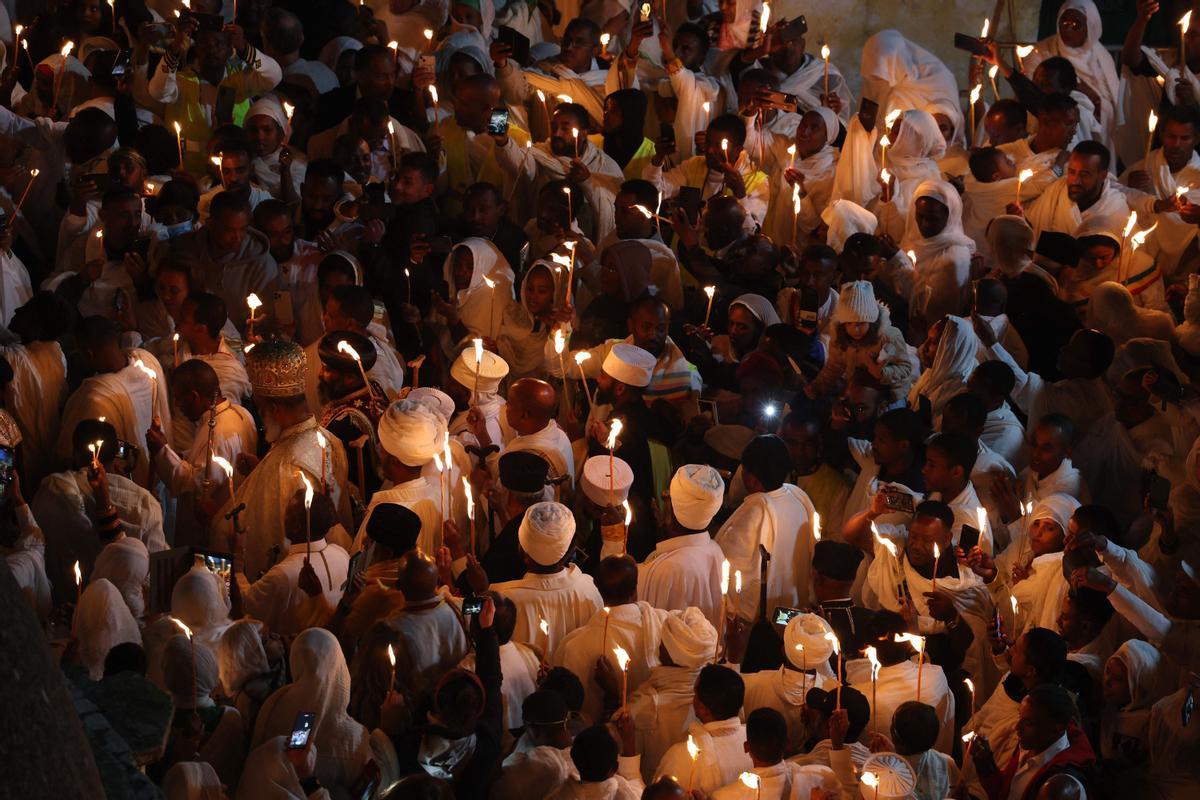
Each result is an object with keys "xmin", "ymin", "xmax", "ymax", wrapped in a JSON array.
[
  {"xmin": 742, "ymin": 666, "xmax": 837, "ymax": 756},
  {"xmin": 461, "ymin": 639, "xmax": 540, "ymax": 730},
  {"xmin": 1024, "ymin": 175, "xmax": 1152, "ymax": 243},
  {"xmin": 626, "ymin": 665, "xmax": 701, "ymax": 782},
  {"xmin": 493, "ymin": 566, "xmax": 603, "ymax": 654},
  {"xmin": 494, "ymin": 744, "xmax": 577, "ymax": 800},
  {"xmin": 0, "ymin": 250, "xmax": 31, "ymax": 328},
  {"xmin": 238, "ymin": 538, "xmax": 349, "ymax": 635},
  {"xmin": 1, "ymin": 339, "xmax": 67, "ymax": 485},
  {"xmin": 1119, "ymin": 148, "xmax": 1200, "ymax": 279},
  {"xmin": 386, "ymin": 597, "xmax": 471, "ymax": 700},
  {"xmin": 983, "ymin": 404, "xmax": 1027, "ymax": 473},
  {"xmin": 712, "ymin": 761, "xmax": 838, "ymax": 800},
  {"xmin": 551, "ymin": 600, "xmax": 667, "ymax": 723},
  {"xmin": 655, "ymin": 718, "xmax": 751, "ymax": 794},
  {"xmin": 494, "ymin": 419, "xmax": 576, "ymax": 490},
  {"xmin": 526, "ymin": 141, "xmax": 626, "ymax": 243},
  {"xmin": 854, "ymin": 659, "xmax": 956, "ymax": 754},
  {"xmin": 638, "ymin": 532, "xmax": 726, "ymax": 631}
]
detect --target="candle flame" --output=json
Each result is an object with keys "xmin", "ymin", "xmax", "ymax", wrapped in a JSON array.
[
  {"xmin": 173, "ymin": 121, "xmax": 182, "ymax": 135},
  {"xmin": 553, "ymin": 328, "xmax": 565, "ymax": 354},
  {"xmin": 740, "ymin": 772, "xmax": 760, "ymax": 790},
  {"xmin": 623, "ymin": 500, "xmax": 632, "ymax": 526},
  {"xmin": 212, "ymin": 455, "xmax": 234, "ymax": 481},
  {"xmin": 536, "ymin": 89, "xmax": 546, "ymax": 102},
  {"xmin": 813, "ymin": 511, "xmax": 822, "ymax": 541},
  {"xmin": 906, "ymin": 249, "xmax": 917, "ymax": 266},
  {"xmin": 606, "ymin": 418, "xmax": 623, "ymax": 450},
  {"xmin": 1010, "ymin": 595, "xmax": 1018, "ymax": 615},
  {"xmin": 865, "ymin": 645, "xmax": 880, "ymax": 678},
  {"xmin": 989, "ymin": 64, "xmax": 999, "ymax": 79},
  {"xmin": 970, "ymin": 84, "xmax": 982, "ymax": 104},
  {"xmin": 600, "ymin": 33, "xmax": 611, "ymax": 46},
  {"xmin": 880, "ymin": 135, "xmax": 891, "ymax": 149},
  {"xmin": 862, "ymin": 771, "xmax": 879, "ymax": 789},
  {"xmin": 550, "ymin": 252, "xmax": 572, "ymax": 267},
  {"xmin": 61, "ymin": 41, "xmax": 74, "ymax": 58},
  {"xmin": 429, "ymin": 86, "xmax": 439, "ymax": 105},
  {"xmin": 1149, "ymin": 110, "xmax": 1159, "ymax": 134},
  {"xmin": 1016, "ymin": 45, "xmax": 1034, "ymax": 59},
  {"xmin": 463, "ymin": 476, "xmax": 474, "ymax": 520},
  {"xmin": 787, "ymin": 144, "xmax": 797, "ymax": 156},
  {"xmin": 687, "ymin": 734, "xmax": 700, "ymax": 760},
  {"xmin": 933, "ymin": 542, "xmax": 941, "ymax": 560},
  {"xmin": 14, "ymin": 25, "xmax": 21, "ymax": 36},
  {"xmin": 894, "ymin": 632, "xmax": 925, "ymax": 652},
  {"xmin": 1130, "ymin": 221, "xmax": 1158, "ymax": 250},
  {"xmin": 539, "ymin": 618, "xmax": 550, "ymax": 635},
  {"xmin": 734, "ymin": 569, "xmax": 743, "ymax": 594},
  {"xmin": 571, "ymin": 126, "xmax": 579, "ymax": 140},
  {"xmin": 387, "ymin": 40, "xmax": 398, "ymax": 52},
  {"xmin": 793, "ymin": 183, "xmax": 802, "ymax": 214},
  {"xmin": 964, "ymin": 677, "xmax": 975, "ymax": 694},
  {"xmin": 634, "ymin": 204, "xmax": 654, "ymax": 219},
  {"xmin": 433, "ymin": 453, "xmax": 443, "ymax": 472},
  {"xmin": 1177, "ymin": 185, "xmax": 1190, "ymax": 198},
  {"xmin": 575, "ymin": 351, "xmax": 591, "ymax": 365},
  {"xmin": 132, "ymin": 358, "xmax": 157, "ymax": 384},
  {"xmin": 1018, "ymin": 168, "xmax": 1033, "ymax": 183},
  {"xmin": 556, "ymin": 93, "xmax": 573, "ymax": 104},
  {"xmin": 424, "ymin": 29, "xmax": 434, "ymax": 42},
  {"xmin": 74, "ymin": 560, "xmax": 82, "ymax": 586},
  {"xmin": 963, "ymin": 730, "xmax": 977, "ymax": 743},
  {"xmin": 720, "ymin": 138, "xmax": 729, "ymax": 151},
  {"xmin": 613, "ymin": 645, "xmax": 630, "ymax": 671},
  {"xmin": 336, "ymin": 339, "xmax": 361, "ymax": 362},
  {"xmin": 981, "ymin": 18, "xmax": 990, "ymax": 38},
  {"xmin": 296, "ymin": 469, "xmax": 314, "ymax": 509},
  {"xmin": 483, "ymin": 274, "xmax": 497, "ymax": 288},
  {"xmin": 210, "ymin": 155, "xmax": 223, "ymax": 167},
  {"xmin": 823, "ymin": 630, "xmax": 840, "ymax": 655},
  {"xmin": 762, "ymin": 402, "xmax": 777, "ymax": 419},
  {"xmin": 316, "ymin": 431, "xmax": 327, "ymax": 452},
  {"xmin": 873, "ymin": 522, "xmax": 898, "ymax": 557},
  {"xmin": 1123, "ymin": 211, "xmax": 1138, "ymax": 238},
  {"xmin": 721, "ymin": 559, "xmax": 730, "ymax": 594},
  {"xmin": 387, "ymin": 643, "xmax": 396, "ymax": 666},
  {"xmin": 1183, "ymin": 10, "xmax": 1193, "ymax": 35},
  {"xmin": 172, "ymin": 617, "xmax": 193, "ymax": 639},
  {"xmin": 29, "ymin": 168, "xmax": 39, "ymax": 178},
  {"xmin": 702, "ymin": 101, "xmax": 711, "ymax": 114},
  {"xmin": 885, "ymin": 108, "xmax": 902, "ymax": 127},
  {"xmin": 704, "ymin": 285, "xmax": 716, "ymax": 299},
  {"xmin": 821, "ymin": 43, "xmax": 830, "ymax": 60},
  {"xmin": 880, "ymin": 167, "xmax": 891, "ymax": 184},
  {"xmin": 1157, "ymin": 75, "xmax": 1166, "ymax": 86},
  {"xmin": 976, "ymin": 506, "xmax": 987, "ymax": 532},
  {"xmin": 246, "ymin": 293, "xmax": 262, "ymax": 312},
  {"xmin": 473, "ymin": 338, "xmax": 484, "ymax": 363},
  {"xmin": 760, "ymin": 2, "xmax": 770, "ymax": 28}
]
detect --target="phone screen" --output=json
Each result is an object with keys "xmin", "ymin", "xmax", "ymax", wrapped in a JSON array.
[
  {"xmin": 487, "ymin": 108, "xmax": 509, "ymax": 136},
  {"xmin": 958, "ymin": 524, "xmax": 980, "ymax": 553},
  {"xmin": 773, "ymin": 606, "xmax": 802, "ymax": 625},
  {"xmin": 462, "ymin": 597, "xmax": 485, "ymax": 615},
  {"xmin": 288, "ymin": 712, "xmax": 316, "ymax": 749},
  {"xmin": 197, "ymin": 551, "xmax": 234, "ymax": 595}
]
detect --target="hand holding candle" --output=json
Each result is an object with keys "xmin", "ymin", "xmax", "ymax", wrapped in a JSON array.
[
  {"xmin": 1016, "ymin": 168, "xmax": 1033, "ymax": 205},
  {"xmin": 613, "ymin": 645, "xmax": 630, "ymax": 710}
]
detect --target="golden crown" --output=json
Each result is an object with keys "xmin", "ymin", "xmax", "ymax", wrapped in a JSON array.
[{"xmin": 246, "ymin": 339, "xmax": 307, "ymax": 397}]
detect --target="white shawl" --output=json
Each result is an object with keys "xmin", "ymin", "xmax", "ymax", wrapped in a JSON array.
[
  {"xmin": 908, "ymin": 315, "xmax": 979, "ymax": 421},
  {"xmin": 440, "ymin": 238, "xmax": 515, "ymax": 340},
  {"xmin": 1026, "ymin": 0, "xmax": 1121, "ymax": 134},
  {"xmin": 73, "ymin": 578, "xmax": 142, "ymax": 680},
  {"xmin": 900, "ymin": 180, "xmax": 975, "ymax": 323}
]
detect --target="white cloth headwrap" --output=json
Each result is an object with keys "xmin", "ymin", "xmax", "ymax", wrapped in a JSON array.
[
  {"xmin": 91, "ymin": 538, "xmax": 150, "ymax": 619},
  {"xmin": 246, "ymin": 95, "xmax": 289, "ymax": 136},
  {"xmin": 823, "ymin": 199, "xmax": 879, "ymax": 252},
  {"xmin": 1030, "ymin": 493, "xmax": 1080, "ymax": 535},
  {"xmin": 171, "ymin": 565, "xmax": 231, "ymax": 632},
  {"xmin": 581, "ymin": 455, "xmax": 633, "ymax": 506},
  {"xmin": 669, "ymin": 464, "xmax": 726, "ymax": 530},
  {"xmin": 814, "ymin": 107, "xmax": 841, "ymax": 145},
  {"xmin": 162, "ymin": 762, "xmax": 224, "ymax": 800},
  {"xmin": 217, "ymin": 619, "xmax": 271, "ymax": 697},
  {"xmin": 407, "ymin": 388, "xmax": 457, "ymax": 423},
  {"xmin": 161, "ymin": 633, "xmax": 219, "ymax": 708},
  {"xmin": 783, "ymin": 613, "xmax": 835, "ymax": 668},
  {"xmin": 1107, "ymin": 639, "xmax": 1177, "ymax": 711},
  {"xmin": 907, "ymin": 315, "xmax": 980, "ymax": 418},
  {"xmin": 73, "ymin": 578, "xmax": 142, "ymax": 680},
  {"xmin": 379, "ymin": 399, "xmax": 444, "ymax": 466},
  {"xmin": 901, "ymin": 179, "xmax": 975, "ymax": 254},
  {"xmin": 318, "ymin": 35, "xmax": 362, "ymax": 72},
  {"xmin": 731, "ymin": 293, "xmax": 782, "ymax": 327},
  {"xmin": 660, "ymin": 607, "xmax": 719, "ymax": 667},
  {"xmin": 517, "ymin": 501, "xmax": 576, "ymax": 566},
  {"xmin": 1043, "ymin": 0, "xmax": 1121, "ymax": 129},
  {"xmin": 860, "ymin": 30, "xmax": 960, "ymax": 123}
]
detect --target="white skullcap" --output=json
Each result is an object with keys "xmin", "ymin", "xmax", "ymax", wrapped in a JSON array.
[
  {"xmin": 407, "ymin": 387, "xmax": 456, "ymax": 422},
  {"xmin": 859, "ymin": 753, "xmax": 916, "ymax": 800},
  {"xmin": 660, "ymin": 607, "xmax": 718, "ymax": 668},
  {"xmin": 378, "ymin": 399, "xmax": 444, "ymax": 467},
  {"xmin": 602, "ymin": 343, "xmax": 655, "ymax": 388},
  {"xmin": 580, "ymin": 455, "xmax": 633, "ymax": 507},
  {"xmin": 518, "ymin": 501, "xmax": 577, "ymax": 566},
  {"xmin": 450, "ymin": 348, "xmax": 510, "ymax": 394},
  {"xmin": 246, "ymin": 95, "xmax": 288, "ymax": 134},
  {"xmin": 669, "ymin": 464, "xmax": 725, "ymax": 530},
  {"xmin": 1029, "ymin": 493, "xmax": 1081, "ymax": 536},
  {"xmin": 783, "ymin": 613, "xmax": 835, "ymax": 668}
]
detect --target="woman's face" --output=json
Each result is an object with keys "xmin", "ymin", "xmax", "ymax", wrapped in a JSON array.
[
  {"xmin": 719, "ymin": 0, "xmax": 738, "ymax": 23},
  {"xmin": 1028, "ymin": 517, "xmax": 1065, "ymax": 556},
  {"xmin": 918, "ymin": 318, "xmax": 946, "ymax": 367},
  {"xmin": 523, "ymin": 267, "xmax": 555, "ymax": 315},
  {"xmin": 77, "ymin": 0, "xmax": 103, "ymax": 33},
  {"xmin": 795, "ymin": 111, "xmax": 828, "ymax": 158},
  {"xmin": 156, "ymin": 271, "xmax": 189, "ymax": 315},
  {"xmin": 933, "ymin": 113, "xmax": 954, "ymax": 145},
  {"xmin": 727, "ymin": 305, "xmax": 760, "ymax": 353},
  {"xmin": 1058, "ymin": 9, "xmax": 1088, "ymax": 49},
  {"xmin": 452, "ymin": 248, "xmax": 475, "ymax": 290},
  {"xmin": 1101, "ymin": 657, "xmax": 1131, "ymax": 707},
  {"xmin": 914, "ymin": 196, "xmax": 950, "ymax": 238}
]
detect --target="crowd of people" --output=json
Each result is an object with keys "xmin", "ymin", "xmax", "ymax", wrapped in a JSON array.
[{"xmin": 2, "ymin": 0, "xmax": 1199, "ymax": 797}]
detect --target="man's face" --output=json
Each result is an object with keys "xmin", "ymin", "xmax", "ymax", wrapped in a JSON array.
[
  {"xmin": 872, "ymin": 421, "xmax": 907, "ymax": 467},
  {"xmin": 1028, "ymin": 424, "xmax": 1068, "ymax": 478},
  {"xmin": 1015, "ymin": 697, "xmax": 1064, "ymax": 754},
  {"xmin": 257, "ymin": 212, "xmax": 295, "ymax": 262},
  {"xmin": 1114, "ymin": 373, "xmax": 1152, "ymax": 429},
  {"xmin": 1056, "ymin": 595, "xmax": 1085, "ymax": 644},
  {"xmin": 704, "ymin": 130, "xmax": 742, "ymax": 171},
  {"xmin": 629, "ymin": 304, "xmax": 668, "ymax": 357},
  {"xmin": 1066, "ymin": 152, "xmax": 1104, "ymax": 204},
  {"xmin": 1161, "ymin": 120, "xmax": 1197, "ymax": 171},
  {"xmin": 355, "ymin": 53, "xmax": 396, "ymax": 100},
  {"xmin": 462, "ymin": 191, "xmax": 503, "ymax": 235},
  {"xmin": 614, "ymin": 191, "xmax": 653, "ymax": 239},
  {"xmin": 389, "ymin": 167, "xmax": 432, "ymax": 205},
  {"xmin": 207, "ymin": 208, "xmax": 250, "ymax": 255},
  {"xmin": 245, "ymin": 114, "xmax": 283, "ymax": 158},
  {"xmin": 195, "ymin": 29, "xmax": 233, "ymax": 71},
  {"xmin": 796, "ymin": 257, "xmax": 835, "ymax": 298},
  {"xmin": 921, "ymin": 446, "xmax": 959, "ymax": 494},
  {"xmin": 322, "ymin": 297, "xmax": 355, "ymax": 334},
  {"xmin": 550, "ymin": 111, "xmax": 584, "ymax": 158},
  {"xmin": 932, "ymin": 114, "xmax": 955, "ymax": 146},
  {"xmin": 674, "ymin": 31, "xmax": 706, "ymax": 69},
  {"xmin": 456, "ymin": 83, "xmax": 499, "ymax": 132},
  {"xmin": 110, "ymin": 158, "xmax": 146, "ymax": 191},
  {"xmin": 219, "ymin": 153, "xmax": 253, "ymax": 192},
  {"xmin": 984, "ymin": 110, "xmax": 1024, "ymax": 146},
  {"xmin": 559, "ymin": 25, "xmax": 597, "ymax": 74},
  {"xmin": 78, "ymin": 0, "xmax": 103, "ymax": 31},
  {"xmin": 1037, "ymin": 108, "xmax": 1080, "ymax": 151},
  {"xmin": 172, "ymin": 385, "xmax": 208, "ymax": 423},
  {"xmin": 349, "ymin": 140, "xmax": 373, "ymax": 181},
  {"xmin": 318, "ymin": 364, "xmax": 353, "ymax": 398},
  {"xmin": 906, "ymin": 516, "xmax": 951, "ymax": 568},
  {"xmin": 726, "ymin": 306, "xmax": 758, "ymax": 354},
  {"xmin": 914, "ymin": 197, "xmax": 949, "ymax": 238},
  {"xmin": 842, "ymin": 383, "xmax": 880, "ymax": 430},
  {"xmin": 100, "ymin": 197, "xmax": 143, "ymax": 246},
  {"xmin": 301, "ymin": 177, "xmax": 341, "ymax": 226},
  {"xmin": 452, "ymin": 247, "xmax": 475, "ymax": 290},
  {"xmin": 781, "ymin": 422, "xmax": 821, "ymax": 473},
  {"xmin": 176, "ymin": 300, "xmax": 201, "ymax": 344}
]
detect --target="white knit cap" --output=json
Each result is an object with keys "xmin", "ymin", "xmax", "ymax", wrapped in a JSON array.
[
  {"xmin": 450, "ymin": 348, "xmax": 510, "ymax": 394},
  {"xmin": 378, "ymin": 399, "xmax": 444, "ymax": 466},
  {"xmin": 407, "ymin": 387, "xmax": 456, "ymax": 423},
  {"xmin": 602, "ymin": 343, "xmax": 655, "ymax": 388},
  {"xmin": 660, "ymin": 607, "xmax": 718, "ymax": 667},
  {"xmin": 669, "ymin": 464, "xmax": 725, "ymax": 530},
  {"xmin": 859, "ymin": 753, "xmax": 916, "ymax": 800},
  {"xmin": 517, "ymin": 501, "xmax": 577, "ymax": 566},
  {"xmin": 580, "ymin": 455, "xmax": 633, "ymax": 507},
  {"xmin": 834, "ymin": 281, "xmax": 880, "ymax": 324},
  {"xmin": 783, "ymin": 613, "xmax": 835, "ymax": 668}
]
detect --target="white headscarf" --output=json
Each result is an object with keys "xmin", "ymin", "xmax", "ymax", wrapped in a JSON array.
[
  {"xmin": 91, "ymin": 537, "xmax": 150, "ymax": 620},
  {"xmin": 441, "ymin": 238, "xmax": 514, "ymax": 339},
  {"xmin": 217, "ymin": 619, "xmax": 271, "ymax": 697},
  {"xmin": 922, "ymin": 98, "xmax": 966, "ymax": 152},
  {"xmin": 783, "ymin": 613, "xmax": 837, "ymax": 680},
  {"xmin": 170, "ymin": 565, "xmax": 232, "ymax": 653},
  {"xmin": 1039, "ymin": 1, "xmax": 1120, "ymax": 130},
  {"xmin": 860, "ymin": 30, "xmax": 960, "ymax": 123},
  {"xmin": 823, "ymin": 199, "xmax": 879, "ymax": 251},
  {"xmin": 1086, "ymin": 282, "xmax": 1176, "ymax": 345},
  {"xmin": 908, "ymin": 315, "xmax": 980, "ymax": 419},
  {"xmin": 73, "ymin": 578, "xmax": 142, "ymax": 680},
  {"xmin": 1107, "ymin": 639, "xmax": 1178, "ymax": 712},
  {"xmin": 890, "ymin": 110, "xmax": 947, "ymax": 182},
  {"xmin": 318, "ymin": 35, "xmax": 362, "ymax": 74},
  {"xmin": 161, "ymin": 633, "xmax": 219, "ymax": 709},
  {"xmin": 901, "ymin": 179, "xmax": 974, "ymax": 254},
  {"xmin": 163, "ymin": 762, "xmax": 224, "ymax": 800},
  {"xmin": 730, "ymin": 293, "xmax": 782, "ymax": 327},
  {"xmin": 236, "ymin": 736, "xmax": 319, "ymax": 800},
  {"xmin": 1029, "ymin": 494, "xmax": 1081, "ymax": 537}
]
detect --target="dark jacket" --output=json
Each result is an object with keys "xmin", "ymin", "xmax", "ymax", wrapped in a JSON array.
[{"xmin": 982, "ymin": 723, "xmax": 1097, "ymax": 800}]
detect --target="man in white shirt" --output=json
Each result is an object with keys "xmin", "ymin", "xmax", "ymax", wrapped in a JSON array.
[
  {"xmin": 383, "ymin": 551, "xmax": 470, "ymax": 701},
  {"xmin": 492, "ymin": 689, "xmax": 578, "ymax": 800},
  {"xmin": 712, "ymin": 708, "xmax": 839, "ymax": 800},
  {"xmin": 654, "ymin": 664, "xmax": 753, "ymax": 794},
  {"xmin": 233, "ymin": 489, "xmax": 348, "ymax": 635},
  {"xmin": 261, "ymin": 9, "xmax": 339, "ymax": 97}
]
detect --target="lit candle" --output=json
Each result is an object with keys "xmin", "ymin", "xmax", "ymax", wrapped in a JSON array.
[
  {"xmin": 54, "ymin": 41, "xmax": 74, "ymax": 110},
  {"xmin": 74, "ymin": 560, "xmax": 83, "ymax": 604},
  {"xmin": 1147, "ymin": 110, "xmax": 1159, "ymax": 166},
  {"xmin": 16, "ymin": 168, "xmax": 39, "ymax": 210},
  {"xmin": 962, "ymin": 730, "xmax": 977, "ymax": 763},
  {"xmin": 212, "ymin": 454, "xmax": 235, "ymax": 496},
  {"xmin": 824, "ymin": 630, "xmax": 842, "ymax": 708},
  {"xmin": 865, "ymin": 645, "xmax": 881, "ymax": 734},
  {"xmin": 702, "ymin": 100, "xmax": 711, "ymax": 130},
  {"xmin": 980, "ymin": 17, "xmax": 990, "ymax": 39},
  {"xmin": 1122, "ymin": 210, "xmax": 1138, "ymax": 251},
  {"xmin": 605, "ymin": 418, "xmax": 623, "ymax": 505},
  {"xmin": 976, "ymin": 506, "xmax": 987, "ymax": 538},
  {"xmin": 282, "ymin": 101, "xmax": 294, "ymax": 135},
  {"xmin": 173, "ymin": 121, "xmax": 184, "ymax": 167},
  {"xmin": 600, "ymin": 32, "xmax": 610, "ymax": 59},
  {"xmin": 433, "ymin": 453, "xmax": 446, "ymax": 521},
  {"xmin": 895, "ymin": 632, "xmax": 926, "ymax": 699},
  {"xmin": 821, "ymin": 44, "xmax": 831, "ymax": 100},
  {"xmin": 965, "ymin": 676, "xmax": 976, "ymax": 718},
  {"xmin": 786, "ymin": 143, "xmax": 797, "ymax": 170},
  {"xmin": 387, "ymin": 40, "xmax": 398, "ymax": 67},
  {"xmin": 423, "ymin": 29, "xmax": 434, "ymax": 52},
  {"xmin": 760, "ymin": 2, "xmax": 771, "ymax": 31},
  {"xmin": 734, "ymin": 569, "xmax": 743, "ymax": 619},
  {"xmin": 482, "ymin": 275, "xmax": 498, "ymax": 337},
  {"xmin": 386, "ymin": 643, "xmax": 396, "ymax": 697},
  {"xmin": 87, "ymin": 439, "xmax": 103, "ymax": 470},
  {"xmin": 556, "ymin": 93, "xmax": 574, "ymax": 105},
  {"xmin": 463, "ymin": 476, "xmax": 475, "ymax": 555},
  {"xmin": 702, "ymin": 285, "xmax": 716, "ymax": 327},
  {"xmin": 1010, "ymin": 593, "xmax": 1019, "ymax": 627},
  {"xmin": 472, "ymin": 337, "xmax": 485, "ymax": 403},
  {"xmin": 315, "ymin": 431, "xmax": 328, "ymax": 495},
  {"xmin": 813, "ymin": 512, "xmax": 822, "ymax": 541},
  {"xmin": 1015, "ymin": 45, "xmax": 1033, "ymax": 73},
  {"xmin": 536, "ymin": 89, "xmax": 550, "ymax": 131},
  {"xmin": 246, "ymin": 293, "xmax": 262, "ymax": 323},
  {"xmin": 740, "ymin": 772, "xmax": 762, "ymax": 800},
  {"xmin": 387, "ymin": 120, "xmax": 398, "ymax": 170},
  {"xmin": 171, "ymin": 617, "xmax": 199, "ymax": 704},
  {"xmin": 538, "ymin": 618, "xmax": 550, "ymax": 657},
  {"xmin": 404, "ymin": 267, "xmax": 412, "ymax": 304},
  {"xmin": 296, "ymin": 469, "xmax": 314, "ymax": 555},
  {"xmin": 969, "ymin": 84, "xmax": 982, "ymax": 140},
  {"xmin": 336, "ymin": 339, "xmax": 372, "ymax": 395},
  {"xmin": 988, "ymin": 65, "xmax": 1000, "ymax": 100},
  {"xmin": 574, "ymin": 351, "xmax": 595, "ymax": 405},
  {"xmin": 621, "ymin": 500, "xmax": 632, "ymax": 554},
  {"xmin": 602, "ymin": 605, "xmax": 611, "ymax": 651},
  {"xmin": 442, "ymin": 432, "xmax": 453, "ymax": 521},
  {"xmin": 571, "ymin": 125, "xmax": 581, "ymax": 158},
  {"xmin": 686, "ymin": 735, "xmax": 700, "ymax": 791},
  {"xmin": 613, "ymin": 645, "xmax": 630, "ymax": 710},
  {"xmin": 133, "ymin": 359, "xmax": 159, "ymax": 426},
  {"xmin": 720, "ymin": 559, "xmax": 730, "ymax": 659},
  {"xmin": 931, "ymin": 541, "xmax": 941, "ymax": 594},
  {"xmin": 562, "ymin": 185, "xmax": 573, "ymax": 229},
  {"xmin": 861, "ymin": 771, "xmax": 880, "ymax": 800},
  {"xmin": 1182, "ymin": 11, "xmax": 1193, "ymax": 72},
  {"xmin": 171, "ymin": 332, "xmax": 180, "ymax": 367},
  {"xmin": 720, "ymin": 137, "xmax": 730, "ymax": 164},
  {"xmin": 792, "ymin": 183, "xmax": 802, "ymax": 244},
  {"xmin": 1016, "ymin": 168, "xmax": 1033, "ymax": 204},
  {"xmin": 879, "ymin": 135, "xmax": 890, "ymax": 171},
  {"xmin": 429, "ymin": 86, "xmax": 441, "ymax": 134}
]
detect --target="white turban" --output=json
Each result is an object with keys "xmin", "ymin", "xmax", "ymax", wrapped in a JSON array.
[
  {"xmin": 518, "ymin": 501, "xmax": 577, "ymax": 566},
  {"xmin": 378, "ymin": 399, "xmax": 444, "ymax": 466},
  {"xmin": 407, "ymin": 387, "xmax": 457, "ymax": 423},
  {"xmin": 660, "ymin": 607, "xmax": 718, "ymax": 668},
  {"xmin": 669, "ymin": 464, "xmax": 725, "ymax": 530},
  {"xmin": 246, "ymin": 95, "xmax": 289, "ymax": 135},
  {"xmin": 783, "ymin": 613, "xmax": 835, "ymax": 668},
  {"xmin": 450, "ymin": 348, "xmax": 510, "ymax": 394},
  {"xmin": 581, "ymin": 455, "xmax": 633, "ymax": 507},
  {"xmin": 602, "ymin": 343, "xmax": 656, "ymax": 388},
  {"xmin": 860, "ymin": 753, "xmax": 916, "ymax": 800},
  {"xmin": 822, "ymin": 199, "xmax": 879, "ymax": 252},
  {"xmin": 1030, "ymin": 493, "xmax": 1081, "ymax": 537}
]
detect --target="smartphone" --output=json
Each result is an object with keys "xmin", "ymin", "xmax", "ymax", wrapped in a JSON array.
[
  {"xmin": 462, "ymin": 596, "xmax": 485, "ymax": 615},
  {"xmin": 487, "ymin": 107, "xmax": 510, "ymax": 136},
  {"xmin": 273, "ymin": 290, "xmax": 295, "ymax": 327},
  {"xmin": 111, "ymin": 50, "xmax": 132, "ymax": 78},
  {"xmin": 288, "ymin": 711, "xmax": 316, "ymax": 749},
  {"xmin": 953, "ymin": 33, "xmax": 992, "ymax": 57},
  {"xmin": 797, "ymin": 288, "xmax": 819, "ymax": 333},
  {"xmin": 497, "ymin": 26, "xmax": 531, "ymax": 65},
  {"xmin": 0, "ymin": 445, "xmax": 13, "ymax": 504},
  {"xmin": 114, "ymin": 439, "xmax": 139, "ymax": 470},
  {"xmin": 958, "ymin": 524, "xmax": 981, "ymax": 553},
  {"xmin": 756, "ymin": 89, "xmax": 798, "ymax": 112},
  {"xmin": 881, "ymin": 488, "xmax": 915, "ymax": 515},
  {"xmin": 215, "ymin": 86, "xmax": 236, "ymax": 126},
  {"xmin": 658, "ymin": 122, "xmax": 676, "ymax": 144},
  {"xmin": 130, "ymin": 237, "xmax": 151, "ymax": 260},
  {"xmin": 785, "ymin": 15, "xmax": 808, "ymax": 36},
  {"xmin": 196, "ymin": 550, "xmax": 234, "ymax": 595},
  {"xmin": 698, "ymin": 398, "xmax": 720, "ymax": 424},
  {"xmin": 773, "ymin": 606, "xmax": 803, "ymax": 626}
]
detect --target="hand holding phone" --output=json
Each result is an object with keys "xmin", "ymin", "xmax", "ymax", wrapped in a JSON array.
[{"xmin": 288, "ymin": 711, "xmax": 316, "ymax": 749}]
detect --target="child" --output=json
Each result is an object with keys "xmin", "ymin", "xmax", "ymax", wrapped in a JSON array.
[
  {"xmin": 497, "ymin": 260, "xmax": 566, "ymax": 379},
  {"xmin": 433, "ymin": 238, "xmax": 516, "ymax": 345},
  {"xmin": 890, "ymin": 701, "xmax": 959, "ymax": 800},
  {"xmin": 962, "ymin": 147, "xmax": 1018, "ymax": 260},
  {"xmin": 805, "ymin": 282, "xmax": 916, "ymax": 405}
]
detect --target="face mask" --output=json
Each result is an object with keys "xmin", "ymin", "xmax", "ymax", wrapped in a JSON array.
[{"xmin": 164, "ymin": 219, "xmax": 194, "ymax": 238}]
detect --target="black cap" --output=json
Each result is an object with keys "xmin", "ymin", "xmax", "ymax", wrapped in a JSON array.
[
  {"xmin": 318, "ymin": 330, "xmax": 377, "ymax": 373},
  {"xmin": 1035, "ymin": 231, "xmax": 1080, "ymax": 268},
  {"xmin": 365, "ymin": 503, "xmax": 421, "ymax": 552},
  {"xmin": 812, "ymin": 540, "xmax": 864, "ymax": 582},
  {"xmin": 499, "ymin": 450, "xmax": 551, "ymax": 494}
]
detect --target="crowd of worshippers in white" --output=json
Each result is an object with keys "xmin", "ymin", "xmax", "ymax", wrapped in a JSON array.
[{"xmin": 3, "ymin": 0, "xmax": 1200, "ymax": 798}]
